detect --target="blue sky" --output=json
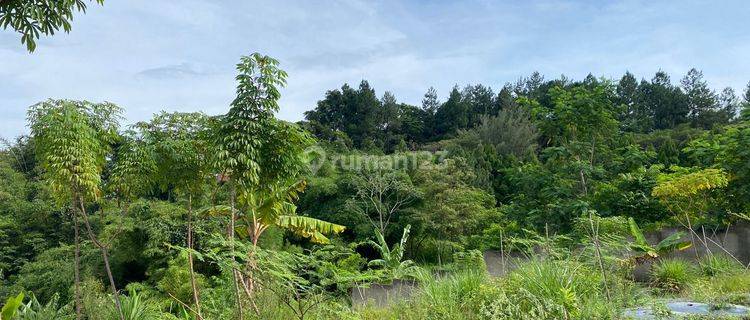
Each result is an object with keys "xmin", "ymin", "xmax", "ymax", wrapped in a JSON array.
[{"xmin": 1, "ymin": 0, "xmax": 749, "ymax": 139}]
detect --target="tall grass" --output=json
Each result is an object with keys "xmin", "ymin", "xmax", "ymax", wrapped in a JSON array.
[
  {"xmin": 500, "ymin": 259, "xmax": 614, "ymax": 319},
  {"xmin": 650, "ymin": 258, "xmax": 697, "ymax": 292},
  {"xmin": 698, "ymin": 254, "xmax": 743, "ymax": 277}
]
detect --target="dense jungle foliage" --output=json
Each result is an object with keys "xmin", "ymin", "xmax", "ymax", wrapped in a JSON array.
[{"xmin": 2, "ymin": 52, "xmax": 750, "ymax": 319}]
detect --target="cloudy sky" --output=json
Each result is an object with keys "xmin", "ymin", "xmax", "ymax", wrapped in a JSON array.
[{"xmin": 1, "ymin": 0, "xmax": 749, "ymax": 138}]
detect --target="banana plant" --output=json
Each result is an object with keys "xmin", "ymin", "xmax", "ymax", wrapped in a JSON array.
[
  {"xmin": 628, "ymin": 217, "xmax": 692, "ymax": 263},
  {"xmin": 368, "ymin": 225, "xmax": 418, "ymax": 279},
  {"xmin": 1, "ymin": 293, "xmax": 24, "ymax": 320},
  {"xmin": 205, "ymin": 180, "xmax": 345, "ymax": 245}
]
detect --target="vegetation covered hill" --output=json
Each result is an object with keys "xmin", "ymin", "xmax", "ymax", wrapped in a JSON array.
[{"xmin": 2, "ymin": 53, "xmax": 750, "ymax": 319}]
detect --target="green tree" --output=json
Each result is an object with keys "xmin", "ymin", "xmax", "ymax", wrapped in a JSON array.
[
  {"xmin": 617, "ymin": 71, "xmax": 651, "ymax": 132},
  {"xmin": 462, "ymin": 84, "xmax": 495, "ymax": 127},
  {"xmin": 213, "ymin": 53, "xmax": 345, "ymax": 317},
  {"xmin": 454, "ymin": 107, "xmax": 538, "ymax": 160},
  {"xmin": 652, "ymin": 166, "xmax": 729, "ymax": 247},
  {"xmin": 435, "ymin": 86, "xmax": 469, "ymax": 137},
  {"xmin": 740, "ymin": 82, "xmax": 750, "ymax": 121},
  {"xmin": 367, "ymin": 225, "xmax": 418, "ymax": 279},
  {"xmin": 495, "ymin": 83, "xmax": 517, "ymax": 114},
  {"xmin": 346, "ymin": 169, "xmax": 420, "ymax": 235},
  {"xmin": 0, "ymin": 0, "xmax": 103, "ymax": 52},
  {"xmin": 420, "ymin": 87, "xmax": 440, "ymax": 141},
  {"xmin": 681, "ymin": 68, "xmax": 718, "ymax": 128},
  {"xmin": 304, "ymin": 81, "xmax": 381, "ymax": 150},
  {"xmin": 27, "ymin": 100, "xmax": 124, "ymax": 320},
  {"xmin": 127, "ymin": 111, "xmax": 211, "ymax": 319},
  {"xmin": 642, "ymin": 71, "xmax": 689, "ymax": 130}
]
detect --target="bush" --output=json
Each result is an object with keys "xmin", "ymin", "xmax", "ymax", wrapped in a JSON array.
[
  {"xmin": 499, "ymin": 259, "xmax": 613, "ymax": 319},
  {"xmin": 415, "ymin": 271, "xmax": 487, "ymax": 319},
  {"xmin": 452, "ymin": 250, "xmax": 486, "ymax": 273},
  {"xmin": 650, "ymin": 258, "xmax": 697, "ymax": 292},
  {"xmin": 698, "ymin": 254, "xmax": 742, "ymax": 277},
  {"xmin": 480, "ymin": 288, "xmax": 567, "ymax": 320},
  {"xmin": 16, "ymin": 293, "xmax": 74, "ymax": 320}
]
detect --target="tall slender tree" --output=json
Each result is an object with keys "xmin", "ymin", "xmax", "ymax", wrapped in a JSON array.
[
  {"xmin": 129, "ymin": 111, "xmax": 212, "ymax": 319},
  {"xmin": 27, "ymin": 100, "xmax": 124, "ymax": 320},
  {"xmin": 213, "ymin": 53, "xmax": 345, "ymax": 317}
]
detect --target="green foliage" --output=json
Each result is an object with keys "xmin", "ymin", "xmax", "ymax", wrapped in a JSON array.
[
  {"xmin": 508, "ymin": 261, "xmax": 603, "ymax": 318},
  {"xmin": 688, "ymin": 271, "xmax": 750, "ymax": 306},
  {"xmin": 650, "ymin": 258, "xmax": 698, "ymax": 292},
  {"xmin": 590, "ymin": 166, "xmax": 670, "ymax": 223},
  {"xmin": 574, "ymin": 214, "xmax": 629, "ymax": 239},
  {"xmin": 534, "ymin": 80, "xmax": 619, "ymax": 146},
  {"xmin": 368, "ymin": 225, "xmax": 419, "ymax": 279},
  {"xmin": 346, "ymin": 168, "xmax": 420, "ymax": 235},
  {"xmin": 16, "ymin": 293, "xmax": 74, "ymax": 320},
  {"xmin": 698, "ymin": 254, "xmax": 742, "ymax": 277},
  {"xmin": 8, "ymin": 56, "xmax": 750, "ymax": 320},
  {"xmin": 685, "ymin": 121, "xmax": 750, "ymax": 214},
  {"xmin": 208, "ymin": 180, "xmax": 346, "ymax": 244},
  {"xmin": 454, "ymin": 107, "xmax": 538, "ymax": 159},
  {"xmin": 652, "ymin": 167, "xmax": 729, "ymax": 200},
  {"xmin": 118, "ymin": 288, "xmax": 159, "ymax": 320},
  {"xmin": 27, "ymin": 99, "xmax": 121, "ymax": 203},
  {"xmin": 8, "ymin": 245, "xmax": 98, "ymax": 303},
  {"xmin": 627, "ymin": 218, "xmax": 692, "ymax": 261},
  {"xmin": 213, "ymin": 53, "xmax": 299, "ymax": 189},
  {"xmin": 451, "ymin": 250, "xmax": 486, "ymax": 273},
  {"xmin": 154, "ymin": 255, "xmax": 207, "ymax": 307},
  {"xmin": 415, "ymin": 271, "xmax": 487, "ymax": 319},
  {"xmin": 0, "ymin": 0, "xmax": 103, "ymax": 52},
  {"xmin": 1, "ymin": 293, "xmax": 24, "ymax": 320}
]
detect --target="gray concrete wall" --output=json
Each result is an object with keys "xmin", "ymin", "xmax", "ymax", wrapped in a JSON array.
[
  {"xmin": 351, "ymin": 224, "xmax": 750, "ymax": 306},
  {"xmin": 351, "ymin": 279, "xmax": 419, "ymax": 308},
  {"xmin": 644, "ymin": 224, "xmax": 750, "ymax": 264}
]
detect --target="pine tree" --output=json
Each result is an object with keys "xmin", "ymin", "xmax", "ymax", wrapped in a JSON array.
[
  {"xmin": 741, "ymin": 81, "xmax": 750, "ymax": 121},
  {"xmin": 681, "ymin": 68, "xmax": 718, "ymax": 128},
  {"xmin": 617, "ymin": 72, "xmax": 650, "ymax": 132}
]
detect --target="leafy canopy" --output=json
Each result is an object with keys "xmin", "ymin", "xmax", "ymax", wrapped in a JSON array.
[
  {"xmin": 27, "ymin": 99, "xmax": 121, "ymax": 203},
  {"xmin": 0, "ymin": 0, "xmax": 103, "ymax": 52}
]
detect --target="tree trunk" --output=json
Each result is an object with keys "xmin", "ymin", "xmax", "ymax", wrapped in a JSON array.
[
  {"xmin": 229, "ymin": 185, "xmax": 244, "ymax": 320},
  {"xmin": 73, "ymin": 206, "xmax": 82, "ymax": 320},
  {"xmin": 187, "ymin": 195, "xmax": 203, "ymax": 320},
  {"xmin": 77, "ymin": 197, "xmax": 125, "ymax": 320}
]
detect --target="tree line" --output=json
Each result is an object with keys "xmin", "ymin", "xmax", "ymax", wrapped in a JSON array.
[{"xmin": 302, "ymin": 69, "xmax": 750, "ymax": 153}]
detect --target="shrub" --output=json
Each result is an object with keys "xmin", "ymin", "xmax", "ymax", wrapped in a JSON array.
[
  {"xmin": 452, "ymin": 250, "xmax": 486, "ymax": 273},
  {"xmin": 16, "ymin": 293, "xmax": 74, "ymax": 320},
  {"xmin": 500, "ymin": 259, "xmax": 613, "ymax": 319},
  {"xmin": 650, "ymin": 258, "xmax": 697, "ymax": 292},
  {"xmin": 698, "ymin": 254, "xmax": 742, "ymax": 277},
  {"xmin": 480, "ymin": 288, "xmax": 567, "ymax": 320},
  {"xmin": 415, "ymin": 271, "xmax": 487, "ymax": 319}
]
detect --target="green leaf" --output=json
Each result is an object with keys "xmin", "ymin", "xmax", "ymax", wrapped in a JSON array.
[
  {"xmin": 276, "ymin": 215, "xmax": 345, "ymax": 244},
  {"xmin": 655, "ymin": 231, "xmax": 692, "ymax": 254},
  {"xmin": 1, "ymin": 292, "xmax": 24, "ymax": 320},
  {"xmin": 628, "ymin": 217, "xmax": 648, "ymax": 247}
]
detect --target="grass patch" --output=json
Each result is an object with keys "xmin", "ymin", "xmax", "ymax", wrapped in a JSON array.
[{"xmin": 650, "ymin": 258, "xmax": 698, "ymax": 292}]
